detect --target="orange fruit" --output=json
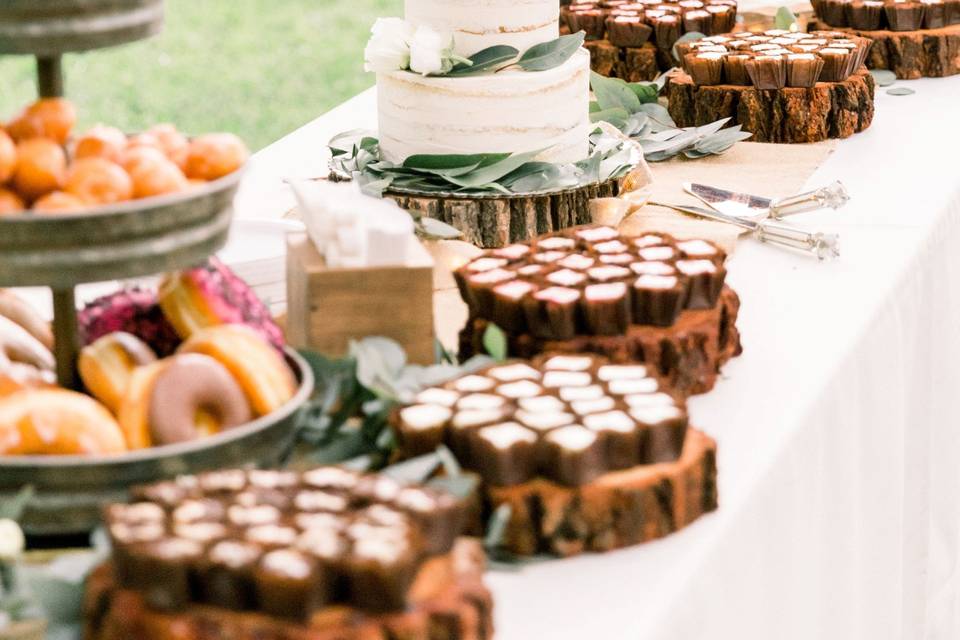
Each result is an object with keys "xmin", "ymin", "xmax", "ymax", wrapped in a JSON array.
[
  {"xmin": 0, "ymin": 187, "xmax": 25, "ymax": 215},
  {"xmin": 74, "ymin": 125, "xmax": 128, "ymax": 163},
  {"xmin": 129, "ymin": 155, "xmax": 189, "ymax": 199},
  {"xmin": 118, "ymin": 145, "xmax": 168, "ymax": 174},
  {"xmin": 126, "ymin": 132, "xmax": 162, "ymax": 151},
  {"xmin": 13, "ymin": 138, "xmax": 66, "ymax": 201},
  {"xmin": 0, "ymin": 129, "xmax": 16, "ymax": 184},
  {"xmin": 6, "ymin": 98, "xmax": 77, "ymax": 144},
  {"xmin": 32, "ymin": 191, "xmax": 86, "ymax": 214},
  {"xmin": 148, "ymin": 123, "xmax": 189, "ymax": 169},
  {"xmin": 184, "ymin": 133, "xmax": 248, "ymax": 181},
  {"xmin": 64, "ymin": 157, "xmax": 133, "ymax": 206}
]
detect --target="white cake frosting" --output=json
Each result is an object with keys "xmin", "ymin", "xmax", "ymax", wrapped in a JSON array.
[
  {"xmin": 404, "ymin": 0, "xmax": 559, "ymax": 57},
  {"xmin": 377, "ymin": 48, "xmax": 591, "ymax": 164}
]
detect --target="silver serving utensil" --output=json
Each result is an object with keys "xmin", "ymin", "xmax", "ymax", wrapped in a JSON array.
[
  {"xmin": 651, "ymin": 200, "xmax": 840, "ymax": 260},
  {"xmin": 683, "ymin": 181, "xmax": 849, "ymax": 220}
]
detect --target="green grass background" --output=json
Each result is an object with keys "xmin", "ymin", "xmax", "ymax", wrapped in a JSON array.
[{"xmin": 0, "ymin": 0, "xmax": 402, "ymax": 150}]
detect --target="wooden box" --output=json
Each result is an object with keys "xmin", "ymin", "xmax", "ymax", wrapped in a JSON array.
[{"xmin": 286, "ymin": 232, "xmax": 436, "ymax": 364}]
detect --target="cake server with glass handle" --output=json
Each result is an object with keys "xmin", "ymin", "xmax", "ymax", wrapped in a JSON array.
[
  {"xmin": 650, "ymin": 201, "xmax": 840, "ymax": 260},
  {"xmin": 683, "ymin": 181, "xmax": 849, "ymax": 220}
]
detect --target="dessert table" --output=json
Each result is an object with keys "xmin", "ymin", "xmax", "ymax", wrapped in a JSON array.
[{"xmin": 235, "ymin": 74, "xmax": 960, "ymax": 639}]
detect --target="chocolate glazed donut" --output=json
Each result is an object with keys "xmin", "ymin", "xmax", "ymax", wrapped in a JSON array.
[{"xmin": 148, "ymin": 353, "xmax": 252, "ymax": 445}]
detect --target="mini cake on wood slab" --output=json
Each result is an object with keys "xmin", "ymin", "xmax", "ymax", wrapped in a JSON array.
[
  {"xmin": 562, "ymin": 0, "xmax": 739, "ymax": 80},
  {"xmin": 808, "ymin": 19, "xmax": 960, "ymax": 77},
  {"xmin": 455, "ymin": 225, "xmax": 741, "ymax": 396},
  {"xmin": 83, "ymin": 467, "xmax": 493, "ymax": 640},
  {"xmin": 390, "ymin": 354, "xmax": 717, "ymax": 556},
  {"xmin": 666, "ymin": 30, "xmax": 876, "ymax": 143}
]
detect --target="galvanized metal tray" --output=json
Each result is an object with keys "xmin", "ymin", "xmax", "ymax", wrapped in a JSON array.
[
  {"xmin": 0, "ymin": 169, "xmax": 243, "ymax": 288},
  {"xmin": 0, "ymin": 0, "xmax": 164, "ymax": 56},
  {"xmin": 0, "ymin": 348, "xmax": 314, "ymax": 536}
]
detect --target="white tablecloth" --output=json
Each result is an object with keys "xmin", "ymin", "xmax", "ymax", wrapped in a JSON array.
[{"xmin": 237, "ymin": 75, "xmax": 960, "ymax": 639}]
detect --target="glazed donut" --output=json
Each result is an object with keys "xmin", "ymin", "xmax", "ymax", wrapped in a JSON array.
[
  {"xmin": 0, "ymin": 362, "xmax": 56, "ymax": 398},
  {"xmin": 0, "ymin": 289, "xmax": 54, "ymax": 350},
  {"xmin": 78, "ymin": 332, "xmax": 157, "ymax": 414},
  {"xmin": 118, "ymin": 353, "xmax": 252, "ymax": 449},
  {"xmin": 79, "ymin": 287, "xmax": 181, "ymax": 357},
  {"xmin": 178, "ymin": 324, "xmax": 296, "ymax": 416},
  {"xmin": 0, "ymin": 315, "xmax": 55, "ymax": 372},
  {"xmin": 0, "ymin": 389, "xmax": 127, "ymax": 455},
  {"xmin": 158, "ymin": 258, "xmax": 284, "ymax": 349},
  {"xmin": 149, "ymin": 353, "xmax": 251, "ymax": 445}
]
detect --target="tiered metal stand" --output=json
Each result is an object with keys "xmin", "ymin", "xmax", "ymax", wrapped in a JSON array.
[{"xmin": 0, "ymin": 1, "xmax": 314, "ymax": 535}]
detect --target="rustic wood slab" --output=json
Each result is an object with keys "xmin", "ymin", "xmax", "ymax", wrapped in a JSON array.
[
  {"xmin": 459, "ymin": 286, "xmax": 742, "ymax": 398},
  {"xmin": 484, "ymin": 428, "xmax": 718, "ymax": 557},
  {"xmin": 809, "ymin": 20, "xmax": 960, "ymax": 78},
  {"xmin": 584, "ymin": 39, "xmax": 663, "ymax": 82},
  {"xmin": 386, "ymin": 177, "xmax": 625, "ymax": 249},
  {"xmin": 666, "ymin": 68, "xmax": 876, "ymax": 143},
  {"xmin": 83, "ymin": 539, "xmax": 494, "ymax": 640}
]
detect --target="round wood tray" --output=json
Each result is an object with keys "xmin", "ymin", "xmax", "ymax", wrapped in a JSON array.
[
  {"xmin": 0, "ymin": 348, "xmax": 314, "ymax": 537},
  {"xmin": 809, "ymin": 19, "xmax": 960, "ymax": 78},
  {"xmin": 386, "ymin": 175, "xmax": 627, "ymax": 249},
  {"xmin": 0, "ymin": 0, "xmax": 164, "ymax": 56},
  {"xmin": 666, "ymin": 68, "xmax": 876, "ymax": 143}
]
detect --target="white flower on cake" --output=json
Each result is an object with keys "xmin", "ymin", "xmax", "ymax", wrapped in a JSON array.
[
  {"xmin": 409, "ymin": 25, "xmax": 455, "ymax": 75},
  {"xmin": 364, "ymin": 18, "xmax": 415, "ymax": 73}
]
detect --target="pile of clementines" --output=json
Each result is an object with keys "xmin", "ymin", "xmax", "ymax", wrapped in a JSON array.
[{"xmin": 0, "ymin": 97, "xmax": 248, "ymax": 215}]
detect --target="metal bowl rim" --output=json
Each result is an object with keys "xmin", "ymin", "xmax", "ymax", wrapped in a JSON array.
[
  {"xmin": 0, "ymin": 165, "xmax": 246, "ymax": 224},
  {"xmin": 0, "ymin": 346, "xmax": 314, "ymax": 469}
]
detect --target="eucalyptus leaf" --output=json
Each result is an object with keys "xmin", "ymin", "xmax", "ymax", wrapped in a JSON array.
[
  {"xmin": 427, "ymin": 474, "xmax": 479, "ymax": 500},
  {"xmin": 418, "ymin": 216, "xmax": 463, "ymax": 239},
  {"xmin": 351, "ymin": 336, "xmax": 408, "ymax": 399},
  {"xmin": 383, "ymin": 451, "xmax": 442, "ymax": 483},
  {"xmin": 628, "ymin": 82, "xmax": 660, "ymax": 103},
  {"xmin": 886, "ymin": 86, "xmax": 915, "ymax": 96},
  {"xmin": 482, "ymin": 323, "xmax": 509, "ymax": 361},
  {"xmin": 774, "ymin": 6, "xmax": 799, "ymax": 31},
  {"xmin": 447, "ymin": 45, "xmax": 519, "ymax": 76},
  {"xmin": 639, "ymin": 103, "xmax": 677, "ymax": 129},
  {"xmin": 436, "ymin": 444, "xmax": 462, "ymax": 476},
  {"xmin": 329, "ymin": 129, "xmax": 376, "ymax": 156},
  {"xmin": 484, "ymin": 504, "xmax": 513, "ymax": 551},
  {"xmin": 870, "ymin": 69, "xmax": 897, "ymax": 86},
  {"xmin": 517, "ymin": 32, "xmax": 585, "ymax": 71},
  {"xmin": 441, "ymin": 149, "xmax": 543, "ymax": 188},
  {"xmin": 404, "ymin": 152, "xmax": 509, "ymax": 171},
  {"xmin": 671, "ymin": 31, "xmax": 705, "ymax": 62},
  {"xmin": 0, "ymin": 485, "xmax": 34, "ymax": 520},
  {"xmin": 590, "ymin": 107, "xmax": 630, "ymax": 128},
  {"xmin": 591, "ymin": 71, "xmax": 642, "ymax": 113}
]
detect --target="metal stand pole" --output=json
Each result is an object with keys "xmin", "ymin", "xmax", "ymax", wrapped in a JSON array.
[
  {"xmin": 51, "ymin": 288, "xmax": 79, "ymax": 389},
  {"xmin": 36, "ymin": 55, "xmax": 64, "ymax": 98}
]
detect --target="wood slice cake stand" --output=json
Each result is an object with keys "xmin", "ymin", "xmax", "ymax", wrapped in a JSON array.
[
  {"xmin": 386, "ymin": 176, "xmax": 626, "ymax": 250},
  {"xmin": 666, "ymin": 69, "xmax": 876, "ymax": 143},
  {"xmin": 488, "ymin": 428, "xmax": 717, "ymax": 556},
  {"xmin": 82, "ymin": 540, "xmax": 494, "ymax": 640},
  {"xmin": 585, "ymin": 40, "xmax": 664, "ymax": 82},
  {"xmin": 809, "ymin": 20, "xmax": 960, "ymax": 78},
  {"xmin": 460, "ymin": 286, "xmax": 741, "ymax": 397}
]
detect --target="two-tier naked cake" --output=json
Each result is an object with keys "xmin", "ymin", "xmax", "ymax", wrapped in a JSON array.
[{"xmin": 376, "ymin": 0, "xmax": 593, "ymax": 164}]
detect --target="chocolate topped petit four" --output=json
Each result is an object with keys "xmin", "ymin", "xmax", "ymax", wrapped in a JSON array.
[
  {"xmin": 104, "ymin": 466, "xmax": 471, "ymax": 620},
  {"xmin": 454, "ymin": 226, "xmax": 728, "ymax": 341},
  {"xmin": 392, "ymin": 354, "xmax": 690, "ymax": 488}
]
